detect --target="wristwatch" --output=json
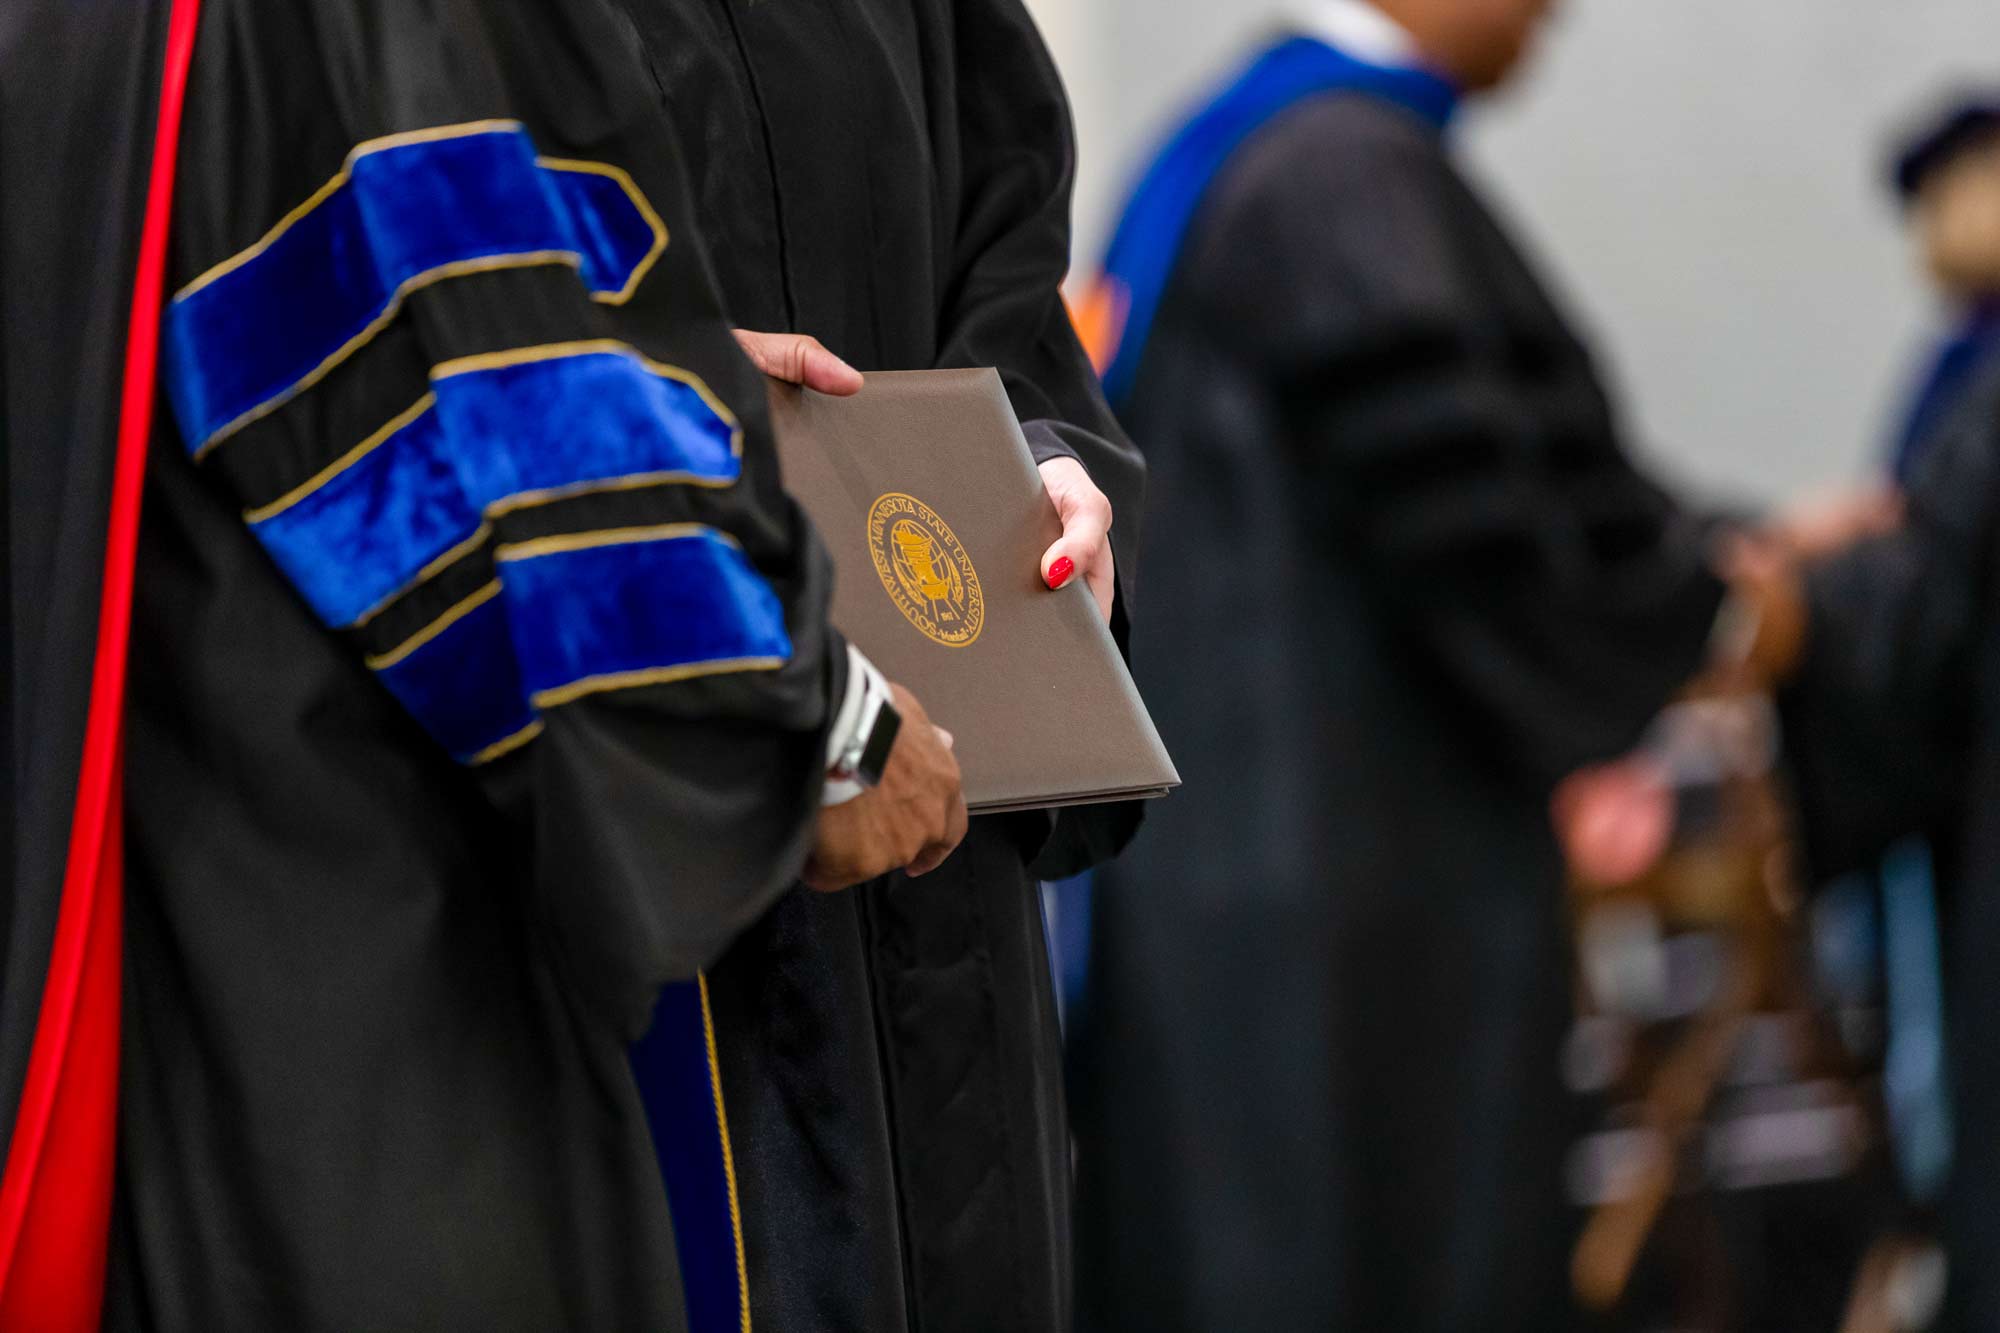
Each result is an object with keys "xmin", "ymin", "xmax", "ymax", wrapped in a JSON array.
[
  {"xmin": 825, "ymin": 645, "xmax": 901, "ymax": 802},
  {"xmin": 833, "ymin": 680, "xmax": 901, "ymax": 787}
]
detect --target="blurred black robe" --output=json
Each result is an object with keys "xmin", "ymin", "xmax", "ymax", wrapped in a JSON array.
[
  {"xmin": 1780, "ymin": 358, "xmax": 2000, "ymax": 1332},
  {"xmin": 608, "ymin": 3, "xmax": 1145, "ymax": 1329},
  {"xmin": 1074, "ymin": 86, "xmax": 1723, "ymax": 1331}
]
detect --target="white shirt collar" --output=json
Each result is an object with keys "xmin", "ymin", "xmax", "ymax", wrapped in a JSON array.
[{"xmin": 1289, "ymin": 0, "xmax": 1421, "ymax": 70}]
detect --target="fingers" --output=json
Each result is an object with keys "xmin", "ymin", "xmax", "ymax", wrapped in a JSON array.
[
  {"xmin": 1039, "ymin": 523, "xmax": 1107, "ymax": 589},
  {"xmin": 1040, "ymin": 522, "xmax": 1116, "ymax": 623},
  {"xmin": 898, "ymin": 714, "xmax": 966, "ymax": 879},
  {"xmin": 806, "ymin": 683, "xmax": 966, "ymax": 891},
  {"xmin": 910, "ymin": 715, "xmax": 969, "ymax": 879},
  {"xmin": 1035, "ymin": 456, "xmax": 1116, "ymax": 623},
  {"xmin": 907, "ymin": 793, "xmax": 970, "ymax": 879},
  {"xmin": 1085, "ymin": 544, "xmax": 1116, "ymax": 624},
  {"xmin": 807, "ymin": 782, "xmax": 966, "ymax": 889},
  {"xmin": 732, "ymin": 329, "xmax": 865, "ymax": 396},
  {"xmin": 1037, "ymin": 478, "xmax": 1110, "ymax": 584}
]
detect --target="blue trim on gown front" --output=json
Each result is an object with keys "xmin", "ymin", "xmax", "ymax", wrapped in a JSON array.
[
  {"xmin": 632, "ymin": 982, "xmax": 746, "ymax": 1333},
  {"xmin": 1096, "ymin": 34, "xmax": 1458, "ymax": 410},
  {"xmin": 1893, "ymin": 304, "xmax": 2000, "ymax": 484}
]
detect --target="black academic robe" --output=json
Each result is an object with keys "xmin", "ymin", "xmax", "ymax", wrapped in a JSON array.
[
  {"xmin": 606, "ymin": 2, "xmax": 1144, "ymax": 1328},
  {"xmin": 3, "ymin": 2, "xmax": 965, "ymax": 1329},
  {"xmin": 1074, "ymin": 90, "xmax": 1723, "ymax": 1331},
  {"xmin": 1781, "ymin": 358, "xmax": 2000, "ymax": 1333}
]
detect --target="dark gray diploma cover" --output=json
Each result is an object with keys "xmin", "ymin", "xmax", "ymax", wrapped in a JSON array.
[{"xmin": 770, "ymin": 369, "xmax": 1179, "ymax": 813}]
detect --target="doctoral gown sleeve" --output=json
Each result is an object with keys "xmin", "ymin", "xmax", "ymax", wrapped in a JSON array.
[
  {"xmin": 1187, "ymin": 95, "xmax": 1725, "ymax": 788},
  {"xmin": 162, "ymin": 0, "xmax": 842, "ymax": 1037},
  {"xmin": 938, "ymin": 0, "xmax": 1148, "ymax": 874},
  {"xmin": 1779, "ymin": 386, "xmax": 1997, "ymax": 879}
]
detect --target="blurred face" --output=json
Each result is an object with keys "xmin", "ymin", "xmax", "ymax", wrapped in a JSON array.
[
  {"xmin": 1916, "ymin": 135, "xmax": 2000, "ymax": 299},
  {"xmin": 1381, "ymin": 0, "xmax": 1560, "ymax": 92}
]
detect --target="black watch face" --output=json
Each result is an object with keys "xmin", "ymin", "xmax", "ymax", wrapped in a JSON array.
[{"xmin": 859, "ymin": 702, "xmax": 903, "ymax": 785}]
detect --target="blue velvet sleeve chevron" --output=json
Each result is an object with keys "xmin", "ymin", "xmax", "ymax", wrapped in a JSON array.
[
  {"xmin": 496, "ymin": 527, "xmax": 791, "ymax": 708},
  {"xmin": 250, "ymin": 343, "xmax": 743, "ymax": 630},
  {"xmin": 162, "ymin": 120, "xmax": 668, "ymax": 456},
  {"xmin": 364, "ymin": 525, "xmax": 791, "ymax": 765},
  {"xmin": 367, "ymin": 583, "xmax": 539, "ymax": 764},
  {"xmin": 159, "ymin": 124, "xmax": 794, "ymax": 767}
]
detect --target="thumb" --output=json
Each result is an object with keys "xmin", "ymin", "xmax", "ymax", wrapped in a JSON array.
[
  {"xmin": 1040, "ymin": 537, "xmax": 1084, "ymax": 592},
  {"xmin": 1040, "ymin": 510, "xmax": 1108, "ymax": 591},
  {"xmin": 732, "ymin": 330, "xmax": 865, "ymax": 396}
]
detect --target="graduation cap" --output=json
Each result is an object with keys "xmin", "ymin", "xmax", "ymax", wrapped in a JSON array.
[{"xmin": 1893, "ymin": 92, "xmax": 2000, "ymax": 202}]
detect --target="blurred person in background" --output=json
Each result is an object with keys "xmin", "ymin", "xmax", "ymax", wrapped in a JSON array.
[
  {"xmin": 1069, "ymin": 1, "xmax": 1737, "ymax": 1329},
  {"xmin": 1808, "ymin": 90, "xmax": 2000, "ymax": 1263},
  {"xmin": 1890, "ymin": 96, "xmax": 2000, "ymax": 485},
  {"xmin": 1558, "ymin": 87, "xmax": 2000, "ymax": 1332},
  {"xmin": 1559, "ymin": 381, "xmax": 2000, "ymax": 1333}
]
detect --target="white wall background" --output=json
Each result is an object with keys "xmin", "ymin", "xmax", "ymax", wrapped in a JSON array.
[{"xmin": 1022, "ymin": 0, "xmax": 2000, "ymax": 503}]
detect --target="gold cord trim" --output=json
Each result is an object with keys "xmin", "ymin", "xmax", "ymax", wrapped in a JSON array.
[
  {"xmin": 365, "ymin": 579, "xmax": 500, "ymax": 671},
  {"xmin": 535, "ymin": 155, "xmax": 671, "ymax": 306},
  {"xmin": 432, "ymin": 339, "xmax": 744, "ymax": 459},
  {"xmin": 467, "ymin": 717, "xmax": 544, "ymax": 766},
  {"xmin": 244, "ymin": 392, "xmax": 437, "ymax": 524},
  {"xmin": 179, "ymin": 125, "xmax": 680, "ymax": 459},
  {"xmin": 530, "ymin": 657, "xmax": 785, "ymax": 711},
  {"xmin": 493, "ymin": 522, "xmax": 735, "ymax": 565},
  {"xmin": 177, "ymin": 119, "xmax": 527, "ymax": 301},
  {"xmin": 347, "ymin": 523, "xmax": 493, "ymax": 632},
  {"xmin": 485, "ymin": 469, "xmax": 736, "ymax": 521},
  {"xmin": 191, "ymin": 251, "xmax": 582, "ymax": 460},
  {"xmin": 697, "ymin": 971, "xmax": 755, "ymax": 1333},
  {"xmin": 336, "ymin": 473, "xmax": 739, "ymax": 634}
]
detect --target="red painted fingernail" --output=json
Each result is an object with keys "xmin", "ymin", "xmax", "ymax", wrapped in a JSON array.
[{"xmin": 1045, "ymin": 556, "xmax": 1075, "ymax": 590}]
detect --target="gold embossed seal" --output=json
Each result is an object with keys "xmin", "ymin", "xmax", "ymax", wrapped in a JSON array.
[{"xmin": 865, "ymin": 492, "xmax": 984, "ymax": 648}]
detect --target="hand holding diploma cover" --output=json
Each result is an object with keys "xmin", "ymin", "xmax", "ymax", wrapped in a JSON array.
[{"xmin": 769, "ymin": 369, "xmax": 1178, "ymax": 813}]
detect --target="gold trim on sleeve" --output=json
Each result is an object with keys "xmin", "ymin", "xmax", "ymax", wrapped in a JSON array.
[
  {"xmin": 243, "ymin": 392, "xmax": 437, "ymax": 524},
  {"xmin": 191, "ymin": 251, "xmax": 583, "ymax": 461},
  {"xmin": 176, "ymin": 119, "xmax": 528, "ymax": 302},
  {"xmin": 492, "ymin": 521, "xmax": 736, "ymax": 564},
  {"xmin": 535, "ymin": 155, "xmax": 671, "ymax": 305},
  {"xmin": 484, "ymin": 469, "xmax": 737, "ymax": 522},
  {"xmin": 467, "ymin": 717, "xmax": 544, "ymax": 766},
  {"xmin": 178, "ymin": 123, "xmax": 679, "ymax": 459},
  {"xmin": 364, "ymin": 579, "xmax": 501, "ymax": 671},
  {"xmin": 347, "ymin": 523, "xmax": 494, "ymax": 632},
  {"xmin": 529, "ymin": 657, "xmax": 787, "ymax": 711},
  {"xmin": 431, "ymin": 339, "xmax": 744, "ymax": 459}
]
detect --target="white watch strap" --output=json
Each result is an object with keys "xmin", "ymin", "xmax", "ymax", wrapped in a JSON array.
[{"xmin": 823, "ymin": 643, "xmax": 888, "ymax": 807}]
